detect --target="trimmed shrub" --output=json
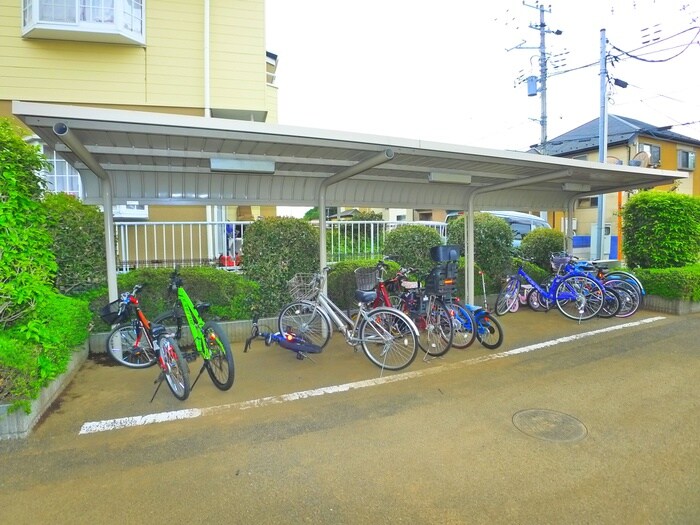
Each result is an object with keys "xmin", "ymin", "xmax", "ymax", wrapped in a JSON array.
[
  {"xmin": 383, "ymin": 224, "xmax": 443, "ymax": 276},
  {"xmin": 84, "ymin": 266, "xmax": 260, "ymax": 332},
  {"xmin": 0, "ymin": 292, "xmax": 91, "ymax": 413},
  {"xmin": 0, "ymin": 118, "xmax": 57, "ymax": 327},
  {"xmin": 44, "ymin": 192, "xmax": 107, "ymax": 294},
  {"xmin": 622, "ymin": 191, "xmax": 700, "ymax": 268},
  {"xmin": 633, "ymin": 264, "xmax": 700, "ymax": 301},
  {"xmin": 520, "ymin": 228, "xmax": 566, "ymax": 272},
  {"xmin": 224, "ymin": 217, "xmax": 319, "ymax": 316},
  {"xmin": 446, "ymin": 214, "xmax": 514, "ymax": 282}
]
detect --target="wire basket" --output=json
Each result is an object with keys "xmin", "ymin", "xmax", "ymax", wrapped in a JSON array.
[
  {"xmin": 99, "ymin": 300, "xmax": 130, "ymax": 325},
  {"xmin": 354, "ymin": 267, "xmax": 378, "ymax": 291},
  {"xmin": 550, "ymin": 252, "xmax": 573, "ymax": 273},
  {"xmin": 288, "ymin": 273, "xmax": 320, "ymax": 301}
]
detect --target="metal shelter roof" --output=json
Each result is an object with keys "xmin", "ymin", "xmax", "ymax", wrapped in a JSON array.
[
  {"xmin": 13, "ymin": 101, "xmax": 683, "ymax": 212},
  {"xmin": 12, "ymin": 100, "xmax": 685, "ymax": 304}
]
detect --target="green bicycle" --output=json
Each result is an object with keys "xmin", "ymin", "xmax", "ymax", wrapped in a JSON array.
[{"xmin": 154, "ymin": 268, "xmax": 235, "ymax": 391}]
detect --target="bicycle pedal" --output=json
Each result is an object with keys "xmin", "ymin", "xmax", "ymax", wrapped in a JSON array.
[{"xmin": 183, "ymin": 351, "xmax": 198, "ymax": 362}]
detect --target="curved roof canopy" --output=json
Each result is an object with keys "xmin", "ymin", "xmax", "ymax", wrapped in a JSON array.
[{"xmin": 13, "ymin": 101, "xmax": 682, "ymax": 212}]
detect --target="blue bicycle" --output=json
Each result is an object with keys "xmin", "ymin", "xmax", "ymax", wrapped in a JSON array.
[
  {"xmin": 447, "ymin": 297, "xmax": 504, "ymax": 350},
  {"xmin": 496, "ymin": 257, "xmax": 605, "ymax": 321}
]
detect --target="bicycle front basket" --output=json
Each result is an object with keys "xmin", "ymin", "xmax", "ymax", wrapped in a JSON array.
[
  {"xmin": 99, "ymin": 299, "xmax": 130, "ymax": 324},
  {"xmin": 288, "ymin": 273, "xmax": 319, "ymax": 301},
  {"xmin": 354, "ymin": 267, "xmax": 378, "ymax": 291}
]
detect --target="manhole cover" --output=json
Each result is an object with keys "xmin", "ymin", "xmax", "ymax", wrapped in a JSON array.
[{"xmin": 512, "ymin": 409, "xmax": 588, "ymax": 442}]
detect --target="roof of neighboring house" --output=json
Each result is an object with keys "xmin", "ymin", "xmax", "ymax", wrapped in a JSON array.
[{"xmin": 541, "ymin": 115, "xmax": 700, "ymax": 156}]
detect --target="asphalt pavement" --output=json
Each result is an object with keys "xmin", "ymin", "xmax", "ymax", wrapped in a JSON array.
[{"xmin": 0, "ymin": 307, "xmax": 698, "ymax": 524}]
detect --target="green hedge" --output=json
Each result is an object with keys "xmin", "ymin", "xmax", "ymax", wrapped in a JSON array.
[
  {"xmin": 0, "ymin": 293, "xmax": 91, "ymax": 413},
  {"xmin": 633, "ymin": 264, "xmax": 700, "ymax": 301}
]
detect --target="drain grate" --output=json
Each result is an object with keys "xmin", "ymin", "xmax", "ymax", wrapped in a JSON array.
[{"xmin": 512, "ymin": 409, "xmax": 588, "ymax": 443}]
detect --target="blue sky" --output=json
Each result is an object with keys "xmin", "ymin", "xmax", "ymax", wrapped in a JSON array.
[{"xmin": 266, "ymin": 0, "xmax": 700, "ymax": 151}]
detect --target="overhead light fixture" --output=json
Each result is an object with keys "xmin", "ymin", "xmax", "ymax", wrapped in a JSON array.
[
  {"xmin": 562, "ymin": 182, "xmax": 591, "ymax": 192},
  {"xmin": 210, "ymin": 158, "xmax": 275, "ymax": 173},
  {"xmin": 428, "ymin": 172, "xmax": 472, "ymax": 184}
]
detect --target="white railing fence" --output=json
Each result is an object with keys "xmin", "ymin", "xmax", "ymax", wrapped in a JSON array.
[{"xmin": 114, "ymin": 220, "xmax": 448, "ymax": 272}]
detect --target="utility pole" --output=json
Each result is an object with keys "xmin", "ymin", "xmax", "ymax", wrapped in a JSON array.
[{"xmin": 510, "ymin": 2, "xmax": 562, "ymax": 155}]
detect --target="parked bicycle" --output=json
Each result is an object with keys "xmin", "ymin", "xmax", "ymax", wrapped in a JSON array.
[
  {"xmin": 496, "ymin": 257, "xmax": 605, "ymax": 321},
  {"xmin": 277, "ymin": 267, "xmax": 420, "ymax": 372},
  {"xmin": 153, "ymin": 268, "xmax": 235, "ymax": 391},
  {"xmin": 361, "ymin": 259, "xmax": 454, "ymax": 358},
  {"xmin": 102, "ymin": 285, "xmax": 190, "ymax": 400}
]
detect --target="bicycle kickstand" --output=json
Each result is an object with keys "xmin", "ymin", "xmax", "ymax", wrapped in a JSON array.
[
  {"xmin": 150, "ymin": 372, "xmax": 165, "ymax": 402},
  {"xmin": 188, "ymin": 363, "xmax": 208, "ymax": 391}
]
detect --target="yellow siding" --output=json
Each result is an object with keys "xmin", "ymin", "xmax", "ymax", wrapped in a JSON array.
[
  {"xmin": 0, "ymin": 0, "xmax": 273, "ymax": 116},
  {"xmin": 209, "ymin": 0, "xmax": 268, "ymax": 112}
]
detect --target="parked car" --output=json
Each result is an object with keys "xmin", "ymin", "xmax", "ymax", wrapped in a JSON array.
[{"xmin": 446, "ymin": 210, "xmax": 551, "ymax": 247}]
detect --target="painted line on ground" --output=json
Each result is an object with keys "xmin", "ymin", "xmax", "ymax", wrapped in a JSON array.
[{"xmin": 78, "ymin": 315, "xmax": 666, "ymax": 435}]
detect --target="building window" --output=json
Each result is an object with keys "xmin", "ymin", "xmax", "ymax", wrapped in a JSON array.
[
  {"xmin": 577, "ymin": 197, "xmax": 599, "ymax": 208},
  {"xmin": 22, "ymin": 0, "xmax": 145, "ymax": 45},
  {"xmin": 678, "ymin": 150, "xmax": 696, "ymax": 171},
  {"xmin": 639, "ymin": 143, "xmax": 661, "ymax": 166},
  {"xmin": 41, "ymin": 145, "xmax": 83, "ymax": 198}
]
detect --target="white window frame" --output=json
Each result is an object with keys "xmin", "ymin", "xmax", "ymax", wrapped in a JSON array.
[
  {"xmin": 22, "ymin": 0, "xmax": 145, "ymax": 46},
  {"xmin": 677, "ymin": 149, "xmax": 696, "ymax": 171}
]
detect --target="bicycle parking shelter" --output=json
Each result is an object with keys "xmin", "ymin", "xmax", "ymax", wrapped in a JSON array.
[{"xmin": 13, "ymin": 101, "xmax": 684, "ymax": 305}]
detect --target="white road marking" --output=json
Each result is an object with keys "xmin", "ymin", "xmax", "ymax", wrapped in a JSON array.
[{"xmin": 79, "ymin": 316, "xmax": 666, "ymax": 435}]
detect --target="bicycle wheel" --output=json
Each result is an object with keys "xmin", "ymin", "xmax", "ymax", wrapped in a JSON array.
[
  {"xmin": 158, "ymin": 334, "xmax": 190, "ymax": 401},
  {"xmin": 417, "ymin": 297, "xmax": 454, "ymax": 357},
  {"xmin": 475, "ymin": 310, "xmax": 504, "ymax": 350},
  {"xmin": 495, "ymin": 278, "xmax": 520, "ymax": 316},
  {"xmin": 153, "ymin": 309, "xmax": 195, "ymax": 353},
  {"xmin": 105, "ymin": 323, "xmax": 158, "ymax": 368},
  {"xmin": 604, "ymin": 279, "xmax": 641, "ymax": 318},
  {"xmin": 203, "ymin": 321, "xmax": 235, "ymax": 391},
  {"xmin": 555, "ymin": 275, "xmax": 604, "ymax": 321},
  {"xmin": 359, "ymin": 307, "xmax": 418, "ymax": 371},
  {"xmin": 448, "ymin": 302, "xmax": 477, "ymax": 349},
  {"xmin": 526, "ymin": 287, "xmax": 550, "ymax": 311},
  {"xmin": 598, "ymin": 288, "xmax": 621, "ymax": 318},
  {"xmin": 278, "ymin": 301, "xmax": 332, "ymax": 350}
]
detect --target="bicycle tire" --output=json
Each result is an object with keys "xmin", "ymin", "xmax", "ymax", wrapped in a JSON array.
[
  {"xmin": 278, "ymin": 300, "xmax": 332, "ymax": 350},
  {"xmin": 105, "ymin": 323, "xmax": 158, "ymax": 368},
  {"xmin": 526, "ymin": 287, "xmax": 549, "ymax": 311},
  {"xmin": 598, "ymin": 288, "xmax": 621, "ymax": 318},
  {"xmin": 555, "ymin": 275, "xmax": 604, "ymax": 321},
  {"xmin": 417, "ymin": 297, "xmax": 454, "ymax": 357},
  {"xmin": 474, "ymin": 311, "xmax": 504, "ymax": 350},
  {"xmin": 359, "ymin": 307, "xmax": 418, "ymax": 371},
  {"xmin": 495, "ymin": 278, "xmax": 520, "ymax": 316},
  {"xmin": 158, "ymin": 334, "xmax": 190, "ymax": 401},
  {"xmin": 604, "ymin": 279, "xmax": 641, "ymax": 318},
  {"xmin": 448, "ymin": 302, "xmax": 477, "ymax": 349},
  {"xmin": 203, "ymin": 321, "xmax": 235, "ymax": 391},
  {"xmin": 153, "ymin": 309, "xmax": 194, "ymax": 351}
]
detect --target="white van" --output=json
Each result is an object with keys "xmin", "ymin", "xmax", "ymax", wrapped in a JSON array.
[{"xmin": 446, "ymin": 210, "xmax": 551, "ymax": 247}]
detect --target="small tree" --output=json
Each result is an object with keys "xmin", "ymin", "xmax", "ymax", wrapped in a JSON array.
[
  {"xmin": 383, "ymin": 224, "xmax": 443, "ymax": 275},
  {"xmin": 622, "ymin": 191, "xmax": 700, "ymax": 268},
  {"xmin": 242, "ymin": 217, "xmax": 320, "ymax": 315},
  {"xmin": 44, "ymin": 193, "xmax": 107, "ymax": 294},
  {"xmin": 520, "ymin": 228, "xmax": 566, "ymax": 272},
  {"xmin": 446, "ymin": 214, "xmax": 513, "ymax": 279},
  {"xmin": 0, "ymin": 119, "xmax": 57, "ymax": 327}
]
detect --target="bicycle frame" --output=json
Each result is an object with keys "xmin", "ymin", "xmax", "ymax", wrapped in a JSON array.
[{"xmin": 173, "ymin": 286, "xmax": 212, "ymax": 360}]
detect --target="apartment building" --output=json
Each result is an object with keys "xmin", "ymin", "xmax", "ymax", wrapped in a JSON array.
[{"xmin": 1, "ymin": 0, "xmax": 278, "ymax": 223}]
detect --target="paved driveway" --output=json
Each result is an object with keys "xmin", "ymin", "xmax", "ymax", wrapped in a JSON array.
[{"xmin": 1, "ymin": 309, "xmax": 698, "ymax": 524}]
